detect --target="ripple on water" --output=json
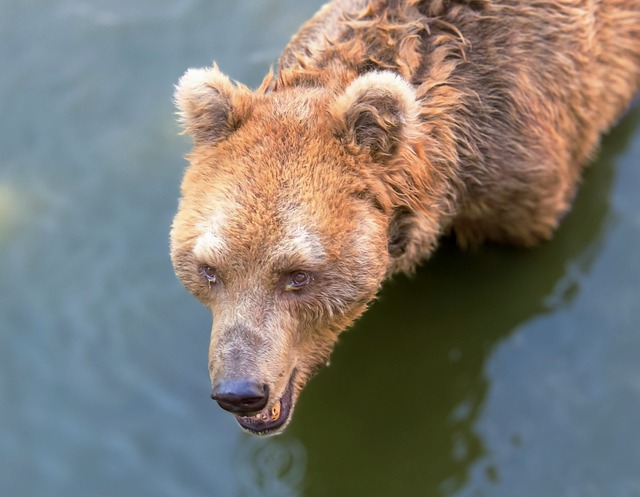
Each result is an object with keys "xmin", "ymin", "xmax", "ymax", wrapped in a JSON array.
[{"xmin": 235, "ymin": 436, "xmax": 307, "ymax": 497}]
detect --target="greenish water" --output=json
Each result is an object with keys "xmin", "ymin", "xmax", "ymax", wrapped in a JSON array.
[{"xmin": 1, "ymin": 1, "xmax": 639, "ymax": 496}]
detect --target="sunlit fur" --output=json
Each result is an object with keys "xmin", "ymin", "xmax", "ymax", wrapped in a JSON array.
[{"xmin": 171, "ymin": 0, "xmax": 640, "ymax": 434}]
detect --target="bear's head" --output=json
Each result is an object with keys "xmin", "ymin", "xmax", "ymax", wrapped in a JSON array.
[{"xmin": 170, "ymin": 64, "xmax": 431, "ymax": 435}]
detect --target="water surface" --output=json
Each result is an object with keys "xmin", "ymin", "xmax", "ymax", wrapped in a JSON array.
[{"xmin": 1, "ymin": 1, "xmax": 639, "ymax": 496}]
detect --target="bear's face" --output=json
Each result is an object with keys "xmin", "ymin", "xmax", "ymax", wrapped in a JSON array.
[{"xmin": 171, "ymin": 66, "xmax": 419, "ymax": 434}]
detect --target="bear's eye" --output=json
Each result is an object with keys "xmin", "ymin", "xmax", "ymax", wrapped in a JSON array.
[
  {"xmin": 286, "ymin": 270, "xmax": 310, "ymax": 291},
  {"xmin": 200, "ymin": 265, "xmax": 220, "ymax": 286}
]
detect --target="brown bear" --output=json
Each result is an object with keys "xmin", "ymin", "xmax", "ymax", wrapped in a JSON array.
[{"xmin": 170, "ymin": 0, "xmax": 640, "ymax": 435}]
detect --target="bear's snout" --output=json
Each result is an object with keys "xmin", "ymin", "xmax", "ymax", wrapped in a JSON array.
[{"xmin": 211, "ymin": 380, "xmax": 269, "ymax": 415}]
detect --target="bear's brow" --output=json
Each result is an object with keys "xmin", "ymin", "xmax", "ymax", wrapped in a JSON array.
[
  {"xmin": 193, "ymin": 212, "xmax": 229, "ymax": 260},
  {"xmin": 273, "ymin": 224, "xmax": 326, "ymax": 268},
  {"xmin": 193, "ymin": 230, "xmax": 227, "ymax": 260}
]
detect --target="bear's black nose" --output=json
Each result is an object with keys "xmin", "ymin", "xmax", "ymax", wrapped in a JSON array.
[{"xmin": 211, "ymin": 381, "xmax": 269, "ymax": 415}]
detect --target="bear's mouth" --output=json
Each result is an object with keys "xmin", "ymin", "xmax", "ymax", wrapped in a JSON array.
[{"xmin": 234, "ymin": 371, "xmax": 296, "ymax": 436}]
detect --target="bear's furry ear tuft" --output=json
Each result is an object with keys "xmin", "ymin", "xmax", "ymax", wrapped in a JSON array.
[
  {"xmin": 331, "ymin": 71, "xmax": 419, "ymax": 162},
  {"xmin": 174, "ymin": 64, "xmax": 253, "ymax": 144}
]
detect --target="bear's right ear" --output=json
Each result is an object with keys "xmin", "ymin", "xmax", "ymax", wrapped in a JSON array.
[
  {"xmin": 174, "ymin": 65, "xmax": 253, "ymax": 144},
  {"xmin": 331, "ymin": 71, "xmax": 419, "ymax": 163}
]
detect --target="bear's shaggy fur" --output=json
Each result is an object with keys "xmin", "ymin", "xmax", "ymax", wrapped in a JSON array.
[{"xmin": 171, "ymin": 0, "xmax": 640, "ymax": 435}]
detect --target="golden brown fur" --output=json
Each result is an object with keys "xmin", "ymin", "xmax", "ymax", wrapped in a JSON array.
[{"xmin": 171, "ymin": 0, "xmax": 640, "ymax": 434}]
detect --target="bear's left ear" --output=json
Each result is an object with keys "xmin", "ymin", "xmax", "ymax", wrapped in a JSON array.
[
  {"xmin": 174, "ymin": 64, "xmax": 253, "ymax": 144},
  {"xmin": 331, "ymin": 71, "xmax": 419, "ymax": 162}
]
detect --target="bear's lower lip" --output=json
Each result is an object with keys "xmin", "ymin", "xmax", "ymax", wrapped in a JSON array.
[{"xmin": 235, "ymin": 371, "xmax": 295, "ymax": 435}]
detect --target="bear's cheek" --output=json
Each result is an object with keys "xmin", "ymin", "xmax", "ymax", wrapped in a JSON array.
[{"xmin": 349, "ymin": 212, "xmax": 390, "ymax": 281}]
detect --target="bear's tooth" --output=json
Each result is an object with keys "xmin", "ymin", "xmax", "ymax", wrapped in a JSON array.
[{"xmin": 270, "ymin": 401, "xmax": 281, "ymax": 421}]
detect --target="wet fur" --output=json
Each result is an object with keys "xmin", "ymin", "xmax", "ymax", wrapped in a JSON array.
[
  {"xmin": 279, "ymin": 0, "xmax": 640, "ymax": 264},
  {"xmin": 171, "ymin": 0, "xmax": 640, "ymax": 434}
]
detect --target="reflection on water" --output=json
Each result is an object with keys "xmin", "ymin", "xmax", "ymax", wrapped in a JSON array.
[
  {"xmin": 463, "ymin": 105, "xmax": 640, "ymax": 497},
  {"xmin": 236, "ymin": 436, "xmax": 307, "ymax": 497},
  {"xmin": 453, "ymin": 104, "xmax": 640, "ymax": 497},
  {"xmin": 542, "ymin": 107, "xmax": 640, "ymax": 313},
  {"xmin": 1, "ymin": 0, "xmax": 639, "ymax": 496}
]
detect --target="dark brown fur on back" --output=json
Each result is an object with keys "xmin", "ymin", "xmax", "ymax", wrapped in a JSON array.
[{"xmin": 279, "ymin": 0, "xmax": 640, "ymax": 260}]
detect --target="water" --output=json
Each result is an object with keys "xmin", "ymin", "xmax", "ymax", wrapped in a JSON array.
[{"xmin": 0, "ymin": 1, "xmax": 639, "ymax": 496}]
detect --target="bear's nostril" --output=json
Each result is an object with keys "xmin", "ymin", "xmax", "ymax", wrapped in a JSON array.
[{"xmin": 211, "ymin": 381, "xmax": 269, "ymax": 415}]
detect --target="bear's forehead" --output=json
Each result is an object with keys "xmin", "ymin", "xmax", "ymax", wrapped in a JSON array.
[
  {"xmin": 191, "ymin": 195, "xmax": 331, "ymax": 269},
  {"xmin": 183, "ymin": 117, "xmax": 366, "ymax": 269}
]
